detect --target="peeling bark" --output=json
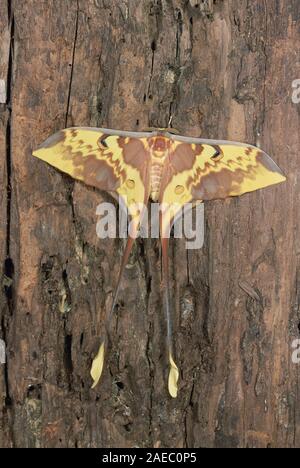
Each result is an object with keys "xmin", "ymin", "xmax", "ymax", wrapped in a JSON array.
[{"xmin": 0, "ymin": 0, "xmax": 299, "ymax": 448}]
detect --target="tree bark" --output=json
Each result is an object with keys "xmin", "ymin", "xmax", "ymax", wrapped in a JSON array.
[{"xmin": 0, "ymin": 0, "xmax": 299, "ymax": 448}]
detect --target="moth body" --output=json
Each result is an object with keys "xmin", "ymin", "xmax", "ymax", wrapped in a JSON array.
[{"xmin": 148, "ymin": 135, "xmax": 170, "ymax": 202}]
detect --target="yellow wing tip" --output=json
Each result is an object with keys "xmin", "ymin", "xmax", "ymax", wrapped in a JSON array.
[
  {"xmin": 265, "ymin": 172, "xmax": 287, "ymax": 188},
  {"xmin": 168, "ymin": 353, "xmax": 179, "ymax": 398},
  {"xmin": 90, "ymin": 342, "xmax": 105, "ymax": 389},
  {"xmin": 32, "ymin": 129, "xmax": 67, "ymax": 159},
  {"xmin": 280, "ymin": 174, "xmax": 287, "ymax": 182},
  {"xmin": 32, "ymin": 148, "xmax": 52, "ymax": 165},
  {"xmin": 266, "ymin": 173, "xmax": 287, "ymax": 187}
]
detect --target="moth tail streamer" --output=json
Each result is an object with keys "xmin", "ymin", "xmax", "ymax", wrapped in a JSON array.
[
  {"xmin": 108, "ymin": 235, "xmax": 136, "ymax": 327},
  {"xmin": 161, "ymin": 236, "xmax": 179, "ymax": 398},
  {"xmin": 91, "ymin": 341, "xmax": 105, "ymax": 389},
  {"xmin": 90, "ymin": 236, "xmax": 136, "ymax": 389},
  {"xmin": 168, "ymin": 351, "xmax": 179, "ymax": 399}
]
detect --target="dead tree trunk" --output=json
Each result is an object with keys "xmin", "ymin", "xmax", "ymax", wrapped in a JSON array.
[{"xmin": 0, "ymin": 0, "xmax": 300, "ymax": 448}]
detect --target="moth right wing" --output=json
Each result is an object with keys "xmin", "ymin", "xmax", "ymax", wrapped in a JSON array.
[
  {"xmin": 159, "ymin": 137, "xmax": 286, "ymax": 237},
  {"xmin": 158, "ymin": 135, "xmax": 286, "ymax": 398}
]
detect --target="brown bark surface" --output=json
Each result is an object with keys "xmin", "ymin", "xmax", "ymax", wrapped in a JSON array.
[{"xmin": 0, "ymin": 0, "xmax": 300, "ymax": 448}]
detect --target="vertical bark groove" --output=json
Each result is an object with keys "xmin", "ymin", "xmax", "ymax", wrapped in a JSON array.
[{"xmin": 65, "ymin": 0, "xmax": 79, "ymax": 128}]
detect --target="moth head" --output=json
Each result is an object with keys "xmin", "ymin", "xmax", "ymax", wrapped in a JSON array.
[{"xmin": 148, "ymin": 136, "xmax": 171, "ymax": 156}]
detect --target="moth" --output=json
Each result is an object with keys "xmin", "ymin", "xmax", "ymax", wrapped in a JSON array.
[{"xmin": 33, "ymin": 127, "xmax": 286, "ymax": 397}]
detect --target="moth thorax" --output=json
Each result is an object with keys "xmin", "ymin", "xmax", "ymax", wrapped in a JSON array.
[{"xmin": 149, "ymin": 136, "xmax": 170, "ymax": 158}]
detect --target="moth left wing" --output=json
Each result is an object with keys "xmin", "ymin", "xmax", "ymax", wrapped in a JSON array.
[
  {"xmin": 33, "ymin": 127, "xmax": 153, "ymax": 230},
  {"xmin": 33, "ymin": 127, "xmax": 153, "ymax": 388}
]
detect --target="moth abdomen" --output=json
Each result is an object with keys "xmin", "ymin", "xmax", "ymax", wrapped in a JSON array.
[{"xmin": 150, "ymin": 160, "xmax": 165, "ymax": 201}]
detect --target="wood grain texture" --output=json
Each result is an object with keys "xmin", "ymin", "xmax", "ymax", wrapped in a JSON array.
[
  {"xmin": 0, "ymin": 0, "xmax": 299, "ymax": 448},
  {"xmin": 0, "ymin": 0, "xmax": 11, "ymax": 448}
]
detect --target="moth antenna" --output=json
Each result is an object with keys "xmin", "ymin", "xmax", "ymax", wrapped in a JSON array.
[
  {"xmin": 91, "ymin": 236, "xmax": 136, "ymax": 389},
  {"xmin": 161, "ymin": 236, "xmax": 179, "ymax": 398}
]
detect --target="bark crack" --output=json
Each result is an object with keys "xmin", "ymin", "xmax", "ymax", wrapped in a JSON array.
[
  {"xmin": 184, "ymin": 381, "xmax": 195, "ymax": 448},
  {"xmin": 146, "ymin": 40, "xmax": 156, "ymax": 103},
  {"xmin": 64, "ymin": 0, "xmax": 81, "ymax": 289},
  {"xmin": 65, "ymin": 0, "xmax": 79, "ymax": 127},
  {"xmin": 260, "ymin": 0, "xmax": 268, "ymax": 135},
  {"xmin": 293, "ymin": 265, "xmax": 300, "ymax": 445},
  {"xmin": 145, "ymin": 321, "xmax": 154, "ymax": 444},
  {"xmin": 168, "ymin": 8, "xmax": 183, "ymax": 126},
  {"xmin": 139, "ymin": 240, "xmax": 154, "ymax": 445},
  {"xmin": 146, "ymin": 0, "xmax": 162, "ymax": 108},
  {"xmin": 5, "ymin": 7, "xmax": 13, "ymax": 261},
  {"xmin": 2, "ymin": 0, "xmax": 14, "ymax": 414}
]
